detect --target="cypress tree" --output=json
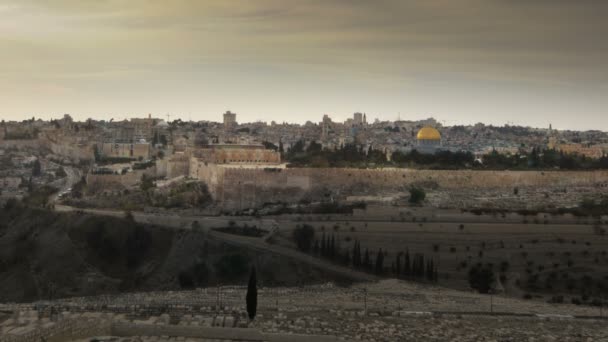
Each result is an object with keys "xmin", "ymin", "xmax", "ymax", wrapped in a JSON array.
[
  {"xmin": 395, "ymin": 253, "xmax": 402, "ymax": 276},
  {"xmin": 434, "ymin": 262, "xmax": 439, "ymax": 282},
  {"xmin": 419, "ymin": 254, "xmax": 425, "ymax": 278},
  {"xmin": 321, "ymin": 233, "xmax": 326, "ymax": 257},
  {"xmin": 343, "ymin": 250, "xmax": 351, "ymax": 266},
  {"xmin": 404, "ymin": 250, "xmax": 411, "ymax": 277},
  {"xmin": 375, "ymin": 249, "xmax": 384, "ymax": 275},
  {"xmin": 246, "ymin": 266, "xmax": 258, "ymax": 321},
  {"xmin": 352, "ymin": 241, "xmax": 360, "ymax": 268},
  {"xmin": 364, "ymin": 248, "xmax": 370, "ymax": 270}
]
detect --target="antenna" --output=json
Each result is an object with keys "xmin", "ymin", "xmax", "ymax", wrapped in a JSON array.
[{"xmin": 166, "ymin": 113, "xmax": 171, "ymax": 123}]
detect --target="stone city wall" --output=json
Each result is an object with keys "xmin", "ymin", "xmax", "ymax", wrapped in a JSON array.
[
  {"xmin": 156, "ymin": 154, "xmax": 190, "ymax": 179},
  {"xmin": 86, "ymin": 167, "xmax": 157, "ymax": 191},
  {"xmin": 206, "ymin": 168, "xmax": 608, "ymax": 210},
  {"xmin": 0, "ymin": 138, "xmax": 94, "ymax": 162},
  {"xmin": 48, "ymin": 141, "xmax": 94, "ymax": 162}
]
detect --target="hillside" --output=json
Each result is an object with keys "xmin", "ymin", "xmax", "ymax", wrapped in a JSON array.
[{"xmin": 0, "ymin": 205, "xmax": 342, "ymax": 302}]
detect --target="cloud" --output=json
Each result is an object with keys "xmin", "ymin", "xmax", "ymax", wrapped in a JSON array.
[{"xmin": 0, "ymin": 0, "xmax": 607, "ymax": 128}]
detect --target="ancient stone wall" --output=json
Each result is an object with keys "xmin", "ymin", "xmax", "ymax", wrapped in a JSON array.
[
  {"xmin": 100, "ymin": 142, "xmax": 150, "ymax": 160},
  {"xmin": 48, "ymin": 141, "xmax": 94, "ymax": 162},
  {"xmin": 86, "ymin": 167, "xmax": 157, "ymax": 191},
  {"xmin": 156, "ymin": 154, "xmax": 189, "ymax": 179},
  {"xmin": 210, "ymin": 168, "xmax": 608, "ymax": 210}
]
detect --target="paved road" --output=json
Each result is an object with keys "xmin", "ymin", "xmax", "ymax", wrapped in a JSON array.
[{"xmin": 54, "ymin": 205, "xmax": 377, "ymax": 282}]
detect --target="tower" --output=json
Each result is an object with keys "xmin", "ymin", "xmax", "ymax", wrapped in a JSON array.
[{"xmin": 223, "ymin": 111, "xmax": 237, "ymax": 128}]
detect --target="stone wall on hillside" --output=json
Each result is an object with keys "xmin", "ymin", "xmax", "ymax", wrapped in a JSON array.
[
  {"xmin": 48, "ymin": 141, "xmax": 94, "ymax": 162},
  {"xmin": 204, "ymin": 168, "xmax": 608, "ymax": 210},
  {"xmin": 156, "ymin": 154, "xmax": 189, "ymax": 179},
  {"xmin": 86, "ymin": 167, "xmax": 157, "ymax": 192}
]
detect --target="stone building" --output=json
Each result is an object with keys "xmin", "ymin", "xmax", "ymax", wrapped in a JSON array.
[
  {"xmin": 223, "ymin": 111, "xmax": 237, "ymax": 129},
  {"xmin": 101, "ymin": 142, "xmax": 151, "ymax": 160}
]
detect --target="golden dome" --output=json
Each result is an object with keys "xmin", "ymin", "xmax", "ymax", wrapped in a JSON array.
[{"xmin": 416, "ymin": 126, "xmax": 441, "ymax": 141}]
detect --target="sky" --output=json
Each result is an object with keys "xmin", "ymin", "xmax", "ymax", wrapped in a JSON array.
[{"xmin": 0, "ymin": 0, "xmax": 607, "ymax": 130}]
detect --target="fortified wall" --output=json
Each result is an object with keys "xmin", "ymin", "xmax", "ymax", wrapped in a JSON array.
[
  {"xmin": 86, "ymin": 167, "xmax": 157, "ymax": 193},
  {"xmin": 156, "ymin": 153, "xmax": 190, "ymax": 179},
  {"xmin": 199, "ymin": 167, "xmax": 608, "ymax": 210}
]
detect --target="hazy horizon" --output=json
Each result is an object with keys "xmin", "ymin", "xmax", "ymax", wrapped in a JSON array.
[{"xmin": 1, "ymin": 1, "xmax": 607, "ymax": 131}]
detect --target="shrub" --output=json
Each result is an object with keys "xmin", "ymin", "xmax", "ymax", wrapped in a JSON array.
[
  {"xmin": 468, "ymin": 265, "xmax": 495, "ymax": 294},
  {"xmin": 408, "ymin": 187, "xmax": 426, "ymax": 205}
]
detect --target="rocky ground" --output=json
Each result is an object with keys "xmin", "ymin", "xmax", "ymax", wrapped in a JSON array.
[{"xmin": 3, "ymin": 280, "xmax": 608, "ymax": 341}]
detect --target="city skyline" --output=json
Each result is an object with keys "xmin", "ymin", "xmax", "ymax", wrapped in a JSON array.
[{"xmin": 1, "ymin": 1, "xmax": 607, "ymax": 131}]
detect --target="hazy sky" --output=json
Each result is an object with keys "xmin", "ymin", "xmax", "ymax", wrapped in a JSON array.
[{"xmin": 1, "ymin": 1, "xmax": 607, "ymax": 130}]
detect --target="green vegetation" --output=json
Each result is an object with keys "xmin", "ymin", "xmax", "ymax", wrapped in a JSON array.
[
  {"xmin": 214, "ymin": 225, "xmax": 265, "ymax": 237},
  {"xmin": 578, "ymin": 196, "xmax": 608, "ymax": 216},
  {"xmin": 468, "ymin": 264, "xmax": 496, "ymax": 294},
  {"xmin": 284, "ymin": 140, "xmax": 608, "ymax": 170},
  {"xmin": 133, "ymin": 160, "xmax": 155, "ymax": 170},
  {"xmin": 140, "ymin": 174, "xmax": 155, "ymax": 191},
  {"xmin": 408, "ymin": 187, "xmax": 426, "ymax": 205},
  {"xmin": 246, "ymin": 266, "xmax": 258, "ymax": 321},
  {"xmin": 292, "ymin": 224, "xmax": 315, "ymax": 252}
]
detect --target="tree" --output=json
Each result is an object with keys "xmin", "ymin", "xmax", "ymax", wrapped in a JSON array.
[
  {"xmin": 140, "ymin": 174, "xmax": 155, "ymax": 191},
  {"xmin": 468, "ymin": 265, "xmax": 495, "ymax": 294},
  {"xmin": 246, "ymin": 266, "xmax": 258, "ymax": 321},
  {"xmin": 409, "ymin": 187, "xmax": 426, "ymax": 205},
  {"xmin": 395, "ymin": 252, "xmax": 402, "ymax": 276},
  {"xmin": 403, "ymin": 250, "xmax": 411, "ymax": 277},
  {"xmin": 292, "ymin": 224, "xmax": 315, "ymax": 252},
  {"xmin": 375, "ymin": 249, "xmax": 385, "ymax": 275},
  {"xmin": 352, "ymin": 241, "xmax": 361, "ymax": 269},
  {"xmin": 363, "ymin": 248, "xmax": 370, "ymax": 270}
]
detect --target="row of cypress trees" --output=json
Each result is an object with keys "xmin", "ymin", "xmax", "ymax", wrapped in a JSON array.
[{"xmin": 312, "ymin": 235, "xmax": 438, "ymax": 282}]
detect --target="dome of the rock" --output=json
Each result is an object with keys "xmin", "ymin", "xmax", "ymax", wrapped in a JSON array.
[{"xmin": 416, "ymin": 126, "xmax": 441, "ymax": 141}]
